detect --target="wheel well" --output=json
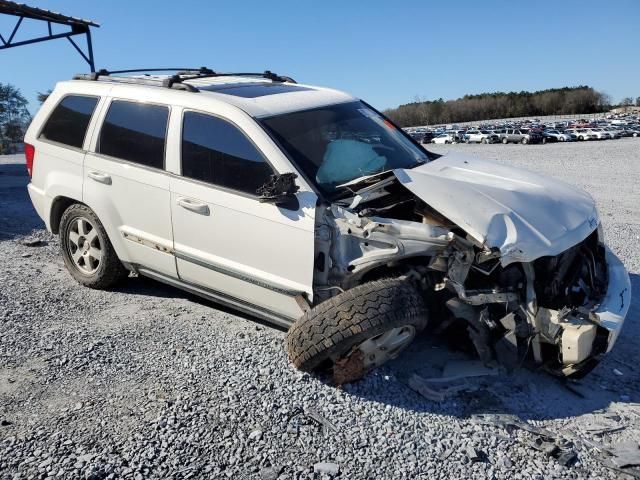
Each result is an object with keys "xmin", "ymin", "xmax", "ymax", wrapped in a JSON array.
[
  {"xmin": 358, "ymin": 256, "xmax": 437, "ymax": 284},
  {"xmin": 50, "ymin": 196, "xmax": 80, "ymax": 234}
]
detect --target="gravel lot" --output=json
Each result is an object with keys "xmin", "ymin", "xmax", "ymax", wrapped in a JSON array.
[{"xmin": 1, "ymin": 139, "xmax": 639, "ymax": 479}]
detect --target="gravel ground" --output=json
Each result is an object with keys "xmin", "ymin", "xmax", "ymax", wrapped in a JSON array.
[{"xmin": 0, "ymin": 139, "xmax": 639, "ymax": 479}]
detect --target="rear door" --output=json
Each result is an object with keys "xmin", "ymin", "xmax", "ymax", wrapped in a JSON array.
[
  {"xmin": 169, "ymin": 109, "xmax": 316, "ymax": 323},
  {"xmin": 83, "ymin": 97, "xmax": 177, "ymax": 277}
]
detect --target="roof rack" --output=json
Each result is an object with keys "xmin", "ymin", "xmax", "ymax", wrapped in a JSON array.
[{"xmin": 73, "ymin": 67, "xmax": 297, "ymax": 92}]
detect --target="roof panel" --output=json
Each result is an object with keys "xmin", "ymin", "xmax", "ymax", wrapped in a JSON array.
[{"xmin": 198, "ymin": 82, "xmax": 313, "ymax": 98}]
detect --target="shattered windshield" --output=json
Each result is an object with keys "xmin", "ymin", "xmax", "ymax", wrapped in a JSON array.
[{"xmin": 259, "ymin": 101, "xmax": 429, "ymax": 196}]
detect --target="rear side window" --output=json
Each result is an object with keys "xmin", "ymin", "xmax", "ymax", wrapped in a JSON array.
[
  {"xmin": 39, "ymin": 95, "xmax": 98, "ymax": 148},
  {"xmin": 181, "ymin": 111, "xmax": 273, "ymax": 195},
  {"xmin": 98, "ymin": 100, "xmax": 169, "ymax": 169}
]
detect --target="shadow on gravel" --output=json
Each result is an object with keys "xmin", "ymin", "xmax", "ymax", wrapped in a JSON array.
[
  {"xmin": 343, "ymin": 272, "xmax": 639, "ymax": 422},
  {"xmin": 114, "ymin": 275, "xmax": 288, "ymax": 332},
  {"xmin": 0, "ymin": 163, "xmax": 43, "ymax": 240}
]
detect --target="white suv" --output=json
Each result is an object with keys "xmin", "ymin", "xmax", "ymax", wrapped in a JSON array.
[{"xmin": 25, "ymin": 69, "xmax": 630, "ymax": 382}]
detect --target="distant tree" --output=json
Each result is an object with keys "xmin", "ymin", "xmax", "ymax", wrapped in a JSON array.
[
  {"xmin": 620, "ymin": 97, "xmax": 634, "ymax": 106},
  {"xmin": 384, "ymin": 86, "xmax": 611, "ymax": 127},
  {"xmin": 37, "ymin": 90, "xmax": 52, "ymax": 104},
  {"xmin": 0, "ymin": 83, "xmax": 31, "ymax": 153},
  {"xmin": 636, "ymin": 96, "xmax": 640, "ymax": 107}
]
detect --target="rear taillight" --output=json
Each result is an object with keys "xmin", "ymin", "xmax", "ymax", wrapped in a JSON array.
[{"xmin": 24, "ymin": 143, "xmax": 35, "ymax": 178}]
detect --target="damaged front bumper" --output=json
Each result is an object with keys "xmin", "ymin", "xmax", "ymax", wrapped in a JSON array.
[
  {"xmin": 527, "ymin": 247, "xmax": 630, "ymax": 377},
  {"xmin": 595, "ymin": 247, "xmax": 630, "ymax": 352}
]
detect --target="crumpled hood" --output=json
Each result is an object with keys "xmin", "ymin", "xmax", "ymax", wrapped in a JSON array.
[{"xmin": 393, "ymin": 152, "xmax": 599, "ymax": 265}]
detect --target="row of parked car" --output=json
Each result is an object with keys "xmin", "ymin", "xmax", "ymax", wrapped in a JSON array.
[{"xmin": 406, "ymin": 115, "xmax": 640, "ymax": 146}]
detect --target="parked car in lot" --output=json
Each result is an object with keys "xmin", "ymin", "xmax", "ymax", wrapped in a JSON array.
[
  {"xmin": 566, "ymin": 128, "xmax": 597, "ymax": 141},
  {"xmin": 431, "ymin": 133, "xmax": 457, "ymax": 144},
  {"xmin": 500, "ymin": 128, "xmax": 542, "ymax": 144},
  {"xmin": 541, "ymin": 132, "xmax": 558, "ymax": 143},
  {"xmin": 25, "ymin": 68, "xmax": 630, "ymax": 382},
  {"xmin": 587, "ymin": 128, "xmax": 611, "ymax": 140},
  {"xmin": 421, "ymin": 131, "xmax": 437, "ymax": 144},
  {"xmin": 543, "ymin": 129, "xmax": 572, "ymax": 142},
  {"xmin": 463, "ymin": 129, "xmax": 500, "ymax": 144},
  {"xmin": 601, "ymin": 127, "xmax": 622, "ymax": 139}
]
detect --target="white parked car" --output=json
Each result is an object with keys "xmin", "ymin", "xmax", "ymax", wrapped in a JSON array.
[
  {"xmin": 463, "ymin": 130, "xmax": 500, "ymax": 144},
  {"xmin": 24, "ymin": 68, "xmax": 630, "ymax": 381},
  {"xmin": 587, "ymin": 128, "xmax": 611, "ymax": 140},
  {"xmin": 566, "ymin": 128, "xmax": 597, "ymax": 141},
  {"xmin": 431, "ymin": 133, "xmax": 456, "ymax": 144}
]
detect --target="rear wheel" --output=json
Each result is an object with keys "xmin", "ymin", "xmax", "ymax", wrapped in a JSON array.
[
  {"xmin": 286, "ymin": 279, "xmax": 427, "ymax": 383},
  {"xmin": 481, "ymin": 138, "xmax": 488, "ymax": 144},
  {"xmin": 59, "ymin": 204, "xmax": 128, "ymax": 289},
  {"xmin": 521, "ymin": 137, "xmax": 529, "ymax": 144},
  {"xmin": 502, "ymin": 137, "xmax": 508, "ymax": 144}
]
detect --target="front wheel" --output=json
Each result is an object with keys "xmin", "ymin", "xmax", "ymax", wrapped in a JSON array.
[
  {"xmin": 521, "ymin": 137, "xmax": 529, "ymax": 144},
  {"xmin": 481, "ymin": 138, "xmax": 488, "ymax": 144},
  {"xmin": 59, "ymin": 204, "xmax": 128, "ymax": 289},
  {"xmin": 502, "ymin": 137, "xmax": 508, "ymax": 144},
  {"xmin": 286, "ymin": 279, "xmax": 427, "ymax": 383}
]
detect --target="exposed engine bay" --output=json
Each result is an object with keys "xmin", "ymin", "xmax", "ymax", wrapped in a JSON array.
[{"xmin": 312, "ymin": 167, "xmax": 617, "ymax": 378}]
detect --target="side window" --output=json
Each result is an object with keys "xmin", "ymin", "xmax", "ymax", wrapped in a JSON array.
[
  {"xmin": 181, "ymin": 111, "xmax": 273, "ymax": 195},
  {"xmin": 39, "ymin": 95, "xmax": 98, "ymax": 148},
  {"xmin": 98, "ymin": 100, "xmax": 169, "ymax": 169}
]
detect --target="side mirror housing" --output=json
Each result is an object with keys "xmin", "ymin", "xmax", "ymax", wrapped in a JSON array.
[{"xmin": 257, "ymin": 172, "xmax": 300, "ymax": 210}]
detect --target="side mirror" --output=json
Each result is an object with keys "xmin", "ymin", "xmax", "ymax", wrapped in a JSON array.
[{"xmin": 257, "ymin": 172, "xmax": 300, "ymax": 210}]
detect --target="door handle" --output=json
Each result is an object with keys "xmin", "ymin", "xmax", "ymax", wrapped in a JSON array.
[
  {"xmin": 88, "ymin": 171, "xmax": 112, "ymax": 185},
  {"xmin": 177, "ymin": 197, "xmax": 210, "ymax": 216}
]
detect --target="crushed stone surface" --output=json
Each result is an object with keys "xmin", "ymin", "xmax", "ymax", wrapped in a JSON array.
[{"xmin": 1, "ymin": 139, "xmax": 639, "ymax": 479}]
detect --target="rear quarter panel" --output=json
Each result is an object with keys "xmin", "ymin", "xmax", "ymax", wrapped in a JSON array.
[{"xmin": 24, "ymin": 83, "xmax": 109, "ymax": 231}]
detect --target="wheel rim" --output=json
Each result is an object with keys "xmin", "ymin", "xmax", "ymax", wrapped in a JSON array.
[
  {"xmin": 356, "ymin": 325, "xmax": 417, "ymax": 369},
  {"xmin": 67, "ymin": 217, "xmax": 102, "ymax": 275}
]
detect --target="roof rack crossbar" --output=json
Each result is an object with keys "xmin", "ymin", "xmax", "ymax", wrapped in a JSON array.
[
  {"xmin": 72, "ymin": 67, "xmax": 297, "ymax": 92},
  {"xmin": 73, "ymin": 72, "xmax": 199, "ymax": 92}
]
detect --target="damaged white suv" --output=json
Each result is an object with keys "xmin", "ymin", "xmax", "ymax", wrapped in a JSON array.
[{"xmin": 25, "ymin": 68, "xmax": 630, "ymax": 382}]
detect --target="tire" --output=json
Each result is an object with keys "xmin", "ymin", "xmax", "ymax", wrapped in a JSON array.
[
  {"xmin": 579, "ymin": 136, "xmax": 584, "ymax": 141},
  {"xmin": 59, "ymin": 204, "xmax": 128, "ymax": 289},
  {"xmin": 542, "ymin": 137, "xmax": 547, "ymax": 144},
  {"xmin": 633, "ymin": 132, "xmax": 638, "ymax": 137},
  {"xmin": 481, "ymin": 138, "xmax": 488, "ymax": 144},
  {"xmin": 445, "ymin": 140, "xmax": 451, "ymax": 144},
  {"xmin": 286, "ymin": 279, "xmax": 427, "ymax": 377},
  {"xmin": 502, "ymin": 137, "xmax": 508, "ymax": 144},
  {"xmin": 521, "ymin": 137, "xmax": 528, "ymax": 144}
]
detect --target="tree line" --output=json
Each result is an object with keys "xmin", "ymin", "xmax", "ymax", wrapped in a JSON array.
[
  {"xmin": 384, "ymin": 86, "xmax": 613, "ymax": 127},
  {"xmin": 0, "ymin": 83, "xmax": 31, "ymax": 154}
]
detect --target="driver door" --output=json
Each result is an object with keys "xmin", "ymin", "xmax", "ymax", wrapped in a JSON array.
[{"xmin": 169, "ymin": 109, "xmax": 317, "ymax": 323}]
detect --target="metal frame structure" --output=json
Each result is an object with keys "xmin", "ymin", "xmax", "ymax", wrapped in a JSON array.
[{"xmin": 0, "ymin": 0, "xmax": 99, "ymax": 71}]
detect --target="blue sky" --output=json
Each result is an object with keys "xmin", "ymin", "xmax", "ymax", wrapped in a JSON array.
[{"xmin": 1, "ymin": 0, "xmax": 639, "ymax": 112}]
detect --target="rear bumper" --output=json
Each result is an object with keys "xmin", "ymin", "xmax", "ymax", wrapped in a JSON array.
[
  {"xmin": 27, "ymin": 183, "xmax": 52, "ymax": 231},
  {"xmin": 596, "ymin": 247, "xmax": 631, "ymax": 352}
]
